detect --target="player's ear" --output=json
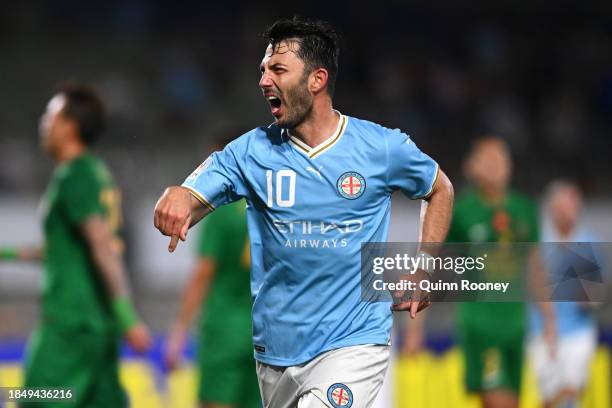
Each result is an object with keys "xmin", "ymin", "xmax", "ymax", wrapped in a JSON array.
[
  {"xmin": 58, "ymin": 115, "xmax": 80, "ymax": 143},
  {"xmin": 309, "ymin": 68, "xmax": 328, "ymax": 94}
]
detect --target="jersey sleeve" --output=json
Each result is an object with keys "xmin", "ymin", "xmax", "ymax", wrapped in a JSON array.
[
  {"xmin": 182, "ymin": 140, "xmax": 249, "ymax": 211},
  {"xmin": 60, "ymin": 166, "xmax": 105, "ymax": 225},
  {"xmin": 386, "ymin": 129, "xmax": 439, "ymax": 199}
]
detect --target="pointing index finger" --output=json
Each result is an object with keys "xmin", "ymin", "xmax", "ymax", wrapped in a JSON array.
[{"xmin": 168, "ymin": 234, "xmax": 180, "ymax": 252}]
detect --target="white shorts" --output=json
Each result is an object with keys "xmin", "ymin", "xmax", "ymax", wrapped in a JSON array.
[
  {"xmin": 256, "ymin": 344, "xmax": 390, "ymax": 408},
  {"xmin": 529, "ymin": 328, "xmax": 597, "ymax": 401}
]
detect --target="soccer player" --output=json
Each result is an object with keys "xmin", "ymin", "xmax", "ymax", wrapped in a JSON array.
[
  {"xmin": 164, "ymin": 138, "xmax": 260, "ymax": 408},
  {"xmin": 444, "ymin": 137, "xmax": 554, "ymax": 408},
  {"xmin": 154, "ymin": 17, "xmax": 454, "ymax": 407},
  {"xmin": 529, "ymin": 181, "xmax": 599, "ymax": 408},
  {"xmin": 0, "ymin": 84, "xmax": 151, "ymax": 407}
]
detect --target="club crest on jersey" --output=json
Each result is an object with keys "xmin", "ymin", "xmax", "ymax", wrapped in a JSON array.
[
  {"xmin": 337, "ymin": 172, "xmax": 366, "ymax": 200},
  {"xmin": 327, "ymin": 383, "xmax": 353, "ymax": 407}
]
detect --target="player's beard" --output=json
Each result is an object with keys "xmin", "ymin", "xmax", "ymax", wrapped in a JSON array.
[{"xmin": 278, "ymin": 74, "xmax": 313, "ymax": 130}]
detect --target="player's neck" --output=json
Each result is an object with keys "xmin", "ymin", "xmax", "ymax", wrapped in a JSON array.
[
  {"xmin": 56, "ymin": 142, "xmax": 86, "ymax": 164},
  {"xmin": 290, "ymin": 103, "xmax": 339, "ymax": 148},
  {"xmin": 555, "ymin": 223, "xmax": 575, "ymax": 240},
  {"xmin": 479, "ymin": 186, "xmax": 506, "ymax": 205}
]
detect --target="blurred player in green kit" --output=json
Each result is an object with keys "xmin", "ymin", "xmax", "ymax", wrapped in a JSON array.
[
  {"xmin": 447, "ymin": 137, "xmax": 555, "ymax": 408},
  {"xmin": 164, "ymin": 137, "xmax": 260, "ymax": 408},
  {"xmin": 0, "ymin": 84, "xmax": 151, "ymax": 407}
]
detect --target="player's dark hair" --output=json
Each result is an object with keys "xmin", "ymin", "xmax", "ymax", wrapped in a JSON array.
[
  {"xmin": 469, "ymin": 135, "xmax": 510, "ymax": 156},
  {"xmin": 264, "ymin": 17, "xmax": 341, "ymax": 96},
  {"xmin": 59, "ymin": 83, "xmax": 106, "ymax": 146}
]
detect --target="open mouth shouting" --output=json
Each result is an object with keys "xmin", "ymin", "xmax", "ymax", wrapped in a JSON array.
[{"xmin": 265, "ymin": 94, "xmax": 283, "ymax": 117}]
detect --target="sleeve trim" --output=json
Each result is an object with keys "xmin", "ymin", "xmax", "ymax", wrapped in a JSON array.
[
  {"xmin": 412, "ymin": 163, "xmax": 440, "ymax": 200},
  {"xmin": 182, "ymin": 185, "xmax": 215, "ymax": 212}
]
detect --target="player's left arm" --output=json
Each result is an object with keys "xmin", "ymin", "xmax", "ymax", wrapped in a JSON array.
[
  {"xmin": 419, "ymin": 170, "xmax": 454, "ymax": 244},
  {"xmin": 384, "ymin": 129, "xmax": 454, "ymax": 245},
  {"xmin": 385, "ymin": 129, "xmax": 454, "ymax": 317},
  {"xmin": 61, "ymin": 166, "xmax": 151, "ymax": 352},
  {"xmin": 0, "ymin": 246, "xmax": 43, "ymax": 262},
  {"xmin": 81, "ymin": 216, "xmax": 131, "ymax": 298},
  {"xmin": 81, "ymin": 216, "xmax": 152, "ymax": 352},
  {"xmin": 395, "ymin": 171, "xmax": 454, "ymax": 317}
]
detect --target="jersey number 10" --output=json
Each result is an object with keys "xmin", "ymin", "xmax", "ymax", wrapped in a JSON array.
[{"xmin": 266, "ymin": 170, "xmax": 296, "ymax": 208}]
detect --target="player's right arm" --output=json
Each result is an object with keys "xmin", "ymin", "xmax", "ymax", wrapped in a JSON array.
[
  {"xmin": 154, "ymin": 135, "xmax": 250, "ymax": 252},
  {"xmin": 164, "ymin": 256, "xmax": 216, "ymax": 369},
  {"xmin": 154, "ymin": 186, "xmax": 211, "ymax": 252}
]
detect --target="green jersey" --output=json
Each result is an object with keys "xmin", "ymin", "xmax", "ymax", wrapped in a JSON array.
[
  {"xmin": 449, "ymin": 189, "xmax": 539, "ymax": 337},
  {"xmin": 41, "ymin": 152, "xmax": 122, "ymax": 332},
  {"xmin": 197, "ymin": 200, "xmax": 252, "ymax": 335},
  {"xmin": 195, "ymin": 201, "xmax": 259, "ymax": 406}
]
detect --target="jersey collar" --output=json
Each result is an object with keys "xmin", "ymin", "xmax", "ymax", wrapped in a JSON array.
[{"xmin": 285, "ymin": 111, "xmax": 348, "ymax": 159}]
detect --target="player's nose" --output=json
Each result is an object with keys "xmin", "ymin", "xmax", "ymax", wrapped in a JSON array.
[{"xmin": 259, "ymin": 73, "xmax": 273, "ymax": 89}]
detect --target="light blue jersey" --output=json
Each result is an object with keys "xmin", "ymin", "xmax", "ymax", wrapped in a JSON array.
[
  {"xmin": 182, "ymin": 112, "xmax": 438, "ymax": 366},
  {"xmin": 530, "ymin": 228, "xmax": 598, "ymax": 338}
]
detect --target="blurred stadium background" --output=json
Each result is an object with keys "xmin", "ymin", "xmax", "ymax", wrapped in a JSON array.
[{"xmin": 0, "ymin": 1, "xmax": 611, "ymax": 407}]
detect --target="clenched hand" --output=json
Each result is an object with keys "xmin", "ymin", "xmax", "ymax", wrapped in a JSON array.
[{"xmin": 154, "ymin": 186, "xmax": 194, "ymax": 252}]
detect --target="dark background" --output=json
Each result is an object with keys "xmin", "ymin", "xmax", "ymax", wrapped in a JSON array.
[{"xmin": 1, "ymin": 1, "xmax": 611, "ymax": 198}]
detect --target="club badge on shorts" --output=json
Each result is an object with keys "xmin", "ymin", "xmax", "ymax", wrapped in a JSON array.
[
  {"xmin": 337, "ymin": 172, "xmax": 366, "ymax": 200},
  {"xmin": 327, "ymin": 383, "xmax": 353, "ymax": 407}
]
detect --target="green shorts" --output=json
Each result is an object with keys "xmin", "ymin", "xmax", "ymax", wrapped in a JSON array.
[
  {"xmin": 459, "ymin": 324, "xmax": 524, "ymax": 394},
  {"xmin": 198, "ymin": 323, "xmax": 260, "ymax": 408},
  {"xmin": 21, "ymin": 324, "xmax": 127, "ymax": 408}
]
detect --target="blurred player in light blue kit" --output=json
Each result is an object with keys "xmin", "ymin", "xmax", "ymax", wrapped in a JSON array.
[
  {"xmin": 154, "ymin": 17, "xmax": 454, "ymax": 408},
  {"xmin": 529, "ymin": 181, "xmax": 600, "ymax": 408}
]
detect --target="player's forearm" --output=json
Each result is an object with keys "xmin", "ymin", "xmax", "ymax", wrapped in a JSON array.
[
  {"xmin": 173, "ymin": 288, "xmax": 201, "ymax": 333},
  {"xmin": 173, "ymin": 259, "xmax": 215, "ymax": 332},
  {"xmin": 81, "ymin": 217, "xmax": 130, "ymax": 298},
  {"xmin": 419, "ymin": 170, "xmax": 453, "ymax": 244},
  {"xmin": 188, "ymin": 192, "xmax": 211, "ymax": 226},
  {"xmin": 0, "ymin": 246, "xmax": 43, "ymax": 262},
  {"xmin": 537, "ymin": 301, "xmax": 555, "ymax": 326},
  {"xmin": 83, "ymin": 217, "xmax": 141, "ymax": 331},
  {"xmin": 90, "ymin": 241, "xmax": 130, "ymax": 298}
]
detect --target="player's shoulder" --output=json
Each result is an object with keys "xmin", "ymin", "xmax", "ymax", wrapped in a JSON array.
[
  {"xmin": 345, "ymin": 115, "xmax": 415, "ymax": 156},
  {"xmin": 225, "ymin": 124, "xmax": 284, "ymax": 152},
  {"xmin": 346, "ymin": 115, "xmax": 404, "ymax": 138},
  {"xmin": 62, "ymin": 153, "xmax": 113, "ymax": 186}
]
